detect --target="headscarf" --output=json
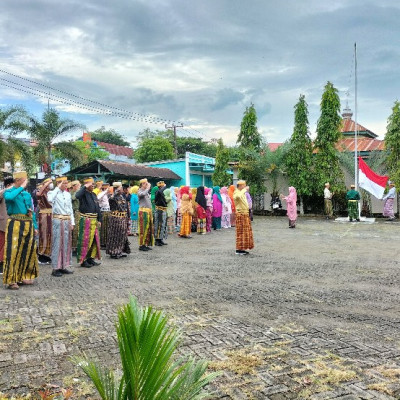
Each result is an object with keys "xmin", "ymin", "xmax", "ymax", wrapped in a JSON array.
[
  {"xmin": 287, "ymin": 186, "xmax": 297, "ymax": 203},
  {"xmin": 212, "ymin": 186, "xmax": 222, "ymax": 204},
  {"xmin": 228, "ymin": 185, "xmax": 236, "ymax": 212},
  {"xmin": 180, "ymin": 186, "xmax": 190, "ymax": 196},
  {"xmin": 191, "ymin": 187, "xmax": 197, "ymax": 206},
  {"xmin": 170, "ymin": 186, "xmax": 177, "ymax": 212},
  {"xmin": 220, "ymin": 186, "xmax": 228, "ymax": 195},
  {"xmin": 195, "ymin": 186, "xmax": 207, "ymax": 210},
  {"xmin": 130, "ymin": 185, "xmax": 139, "ymax": 194}
]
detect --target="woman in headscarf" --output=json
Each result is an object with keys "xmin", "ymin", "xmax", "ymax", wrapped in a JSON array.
[
  {"xmin": 178, "ymin": 186, "xmax": 193, "ymax": 238},
  {"xmin": 228, "ymin": 185, "xmax": 236, "ymax": 227},
  {"xmin": 129, "ymin": 185, "xmax": 139, "ymax": 236},
  {"xmin": 280, "ymin": 186, "xmax": 298, "ymax": 228},
  {"xmin": 195, "ymin": 186, "xmax": 207, "ymax": 234},
  {"xmin": 204, "ymin": 187, "xmax": 213, "ymax": 233},
  {"xmin": 164, "ymin": 187, "xmax": 175, "ymax": 235},
  {"xmin": 212, "ymin": 186, "xmax": 223, "ymax": 230},
  {"xmin": 191, "ymin": 187, "xmax": 198, "ymax": 232},
  {"xmin": 220, "ymin": 186, "xmax": 232, "ymax": 228}
]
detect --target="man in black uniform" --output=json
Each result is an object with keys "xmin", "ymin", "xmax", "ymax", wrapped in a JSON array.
[
  {"xmin": 154, "ymin": 181, "xmax": 168, "ymax": 246},
  {"xmin": 75, "ymin": 177, "xmax": 102, "ymax": 268}
]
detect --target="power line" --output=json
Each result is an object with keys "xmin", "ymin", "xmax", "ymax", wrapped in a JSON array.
[
  {"xmin": 0, "ymin": 68, "xmax": 181, "ymax": 126},
  {"xmin": 0, "ymin": 68, "xmax": 217, "ymax": 141}
]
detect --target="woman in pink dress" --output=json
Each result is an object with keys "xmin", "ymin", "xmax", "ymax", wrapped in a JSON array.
[
  {"xmin": 212, "ymin": 186, "xmax": 223, "ymax": 230},
  {"xmin": 204, "ymin": 188, "xmax": 213, "ymax": 233},
  {"xmin": 280, "ymin": 186, "xmax": 298, "ymax": 228}
]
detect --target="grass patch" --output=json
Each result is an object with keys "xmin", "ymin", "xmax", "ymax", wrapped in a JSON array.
[{"xmin": 209, "ymin": 348, "xmax": 263, "ymax": 376}]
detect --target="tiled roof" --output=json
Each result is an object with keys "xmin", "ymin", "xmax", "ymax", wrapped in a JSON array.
[
  {"xmin": 95, "ymin": 141, "xmax": 134, "ymax": 158},
  {"xmin": 336, "ymin": 137, "xmax": 385, "ymax": 152},
  {"xmin": 340, "ymin": 119, "xmax": 377, "ymax": 138},
  {"xmin": 268, "ymin": 143, "xmax": 283, "ymax": 151},
  {"xmin": 68, "ymin": 160, "xmax": 181, "ymax": 180}
]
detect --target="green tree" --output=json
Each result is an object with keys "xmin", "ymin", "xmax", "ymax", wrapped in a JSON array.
[
  {"xmin": 385, "ymin": 100, "xmax": 400, "ymax": 213},
  {"xmin": 284, "ymin": 94, "xmax": 313, "ymax": 213},
  {"xmin": 0, "ymin": 106, "xmax": 36, "ymax": 175},
  {"xmin": 136, "ymin": 129, "xmax": 218, "ymax": 158},
  {"xmin": 237, "ymin": 104, "xmax": 265, "ymax": 195},
  {"xmin": 52, "ymin": 140, "xmax": 109, "ymax": 169},
  {"xmin": 134, "ymin": 136, "xmax": 174, "ymax": 162},
  {"xmin": 212, "ymin": 138, "xmax": 231, "ymax": 186},
  {"xmin": 237, "ymin": 103, "xmax": 262, "ymax": 150},
  {"xmin": 313, "ymin": 82, "xmax": 344, "ymax": 193},
  {"xmin": 91, "ymin": 127, "xmax": 131, "ymax": 147},
  {"xmin": 29, "ymin": 108, "xmax": 85, "ymax": 175},
  {"xmin": 74, "ymin": 297, "xmax": 219, "ymax": 400}
]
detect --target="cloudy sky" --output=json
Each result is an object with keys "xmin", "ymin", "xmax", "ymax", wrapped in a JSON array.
[{"xmin": 1, "ymin": 0, "xmax": 399, "ymax": 146}]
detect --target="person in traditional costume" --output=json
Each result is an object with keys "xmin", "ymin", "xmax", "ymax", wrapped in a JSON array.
[
  {"xmin": 281, "ymin": 186, "xmax": 298, "ymax": 228},
  {"xmin": 0, "ymin": 177, "xmax": 14, "ymax": 275},
  {"xmin": 221, "ymin": 186, "xmax": 232, "ymax": 228},
  {"xmin": 75, "ymin": 177, "xmax": 102, "ymax": 268},
  {"xmin": 233, "ymin": 180, "xmax": 254, "ymax": 255},
  {"xmin": 346, "ymin": 184, "xmax": 360, "ymax": 222},
  {"xmin": 212, "ymin": 186, "xmax": 223, "ymax": 230},
  {"xmin": 69, "ymin": 180, "xmax": 81, "ymax": 256},
  {"xmin": 48, "ymin": 177, "xmax": 75, "ymax": 276},
  {"xmin": 106, "ymin": 182, "xmax": 130, "ymax": 258},
  {"xmin": 93, "ymin": 180, "xmax": 103, "ymax": 196},
  {"xmin": 138, "ymin": 178, "xmax": 154, "ymax": 251},
  {"xmin": 129, "ymin": 185, "xmax": 139, "ymax": 236},
  {"xmin": 205, "ymin": 187, "xmax": 213, "ymax": 233},
  {"xmin": 3, "ymin": 171, "xmax": 39, "ymax": 289},
  {"xmin": 178, "ymin": 186, "xmax": 193, "ymax": 238},
  {"xmin": 97, "ymin": 183, "xmax": 111, "ymax": 249},
  {"xmin": 228, "ymin": 185, "xmax": 236, "ymax": 227},
  {"xmin": 164, "ymin": 187, "xmax": 175, "ymax": 235},
  {"xmin": 150, "ymin": 185, "xmax": 158, "ymax": 214},
  {"xmin": 324, "ymin": 182, "xmax": 334, "ymax": 220},
  {"xmin": 170, "ymin": 186, "xmax": 177, "ymax": 229},
  {"xmin": 191, "ymin": 187, "xmax": 198, "ymax": 232},
  {"xmin": 154, "ymin": 181, "xmax": 168, "ymax": 246},
  {"xmin": 122, "ymin": 184, "xmax": 132, "ymax": 234},
  {"xmin": 37, "ymin": 177, "xmax": 53, "ymax": 264},
  {"xmin": 382, "ymin": 182, "xmax": 396, "ymax": 221},
  {"xmin": 195, "ymin": 186, "xmax": 207, "ymax": 234},
  {"xmin": 175, "ymin": 187, "xmax": 182, "ymax": 232},
  {"xmin": 245, "ymin": 186, "xmax": 254, "ymax": 221}
]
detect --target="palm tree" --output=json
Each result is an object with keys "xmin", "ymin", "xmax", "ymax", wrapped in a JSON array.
[
  {"xmin": 74, "ymin": 296, "xmax": 219, "ymax": 400},
  {"xmin": 0, "ymin": 106, "xmax": 36, "ymax": 174},
  {"xmin": 29, "ymin": 108, "xmax": 85, "ymax": 175}
]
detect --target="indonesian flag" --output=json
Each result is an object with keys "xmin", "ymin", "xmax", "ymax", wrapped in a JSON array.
[{"xmin": 358, "ymin": 157, "xmax": 388, "ymax": 199}]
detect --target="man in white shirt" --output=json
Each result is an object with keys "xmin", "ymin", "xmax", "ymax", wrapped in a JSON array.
[
  {"xmin": 324, "ymin": 182, "xmax": 334, "ymax": 219},
  {"xmin": 47, "ymin": 177, "xmax": 75, "ymax": 277}
]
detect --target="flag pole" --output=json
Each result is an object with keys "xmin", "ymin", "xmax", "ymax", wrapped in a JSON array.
[
  {"xmin": 354, "ymin": 43, "xmax": 361, "ymax": 220},
  {"xmin": 354, "ymin": 42, "xmax": 358, "ymax": 190}
]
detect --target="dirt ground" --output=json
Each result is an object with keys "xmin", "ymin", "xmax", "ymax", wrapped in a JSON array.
[{"xmin": 1, "ymin": 216, "xmax": 400, "ymax": 399}]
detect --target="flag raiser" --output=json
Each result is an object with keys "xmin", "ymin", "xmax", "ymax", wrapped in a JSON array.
[{"xmin": 358, "ymin": 157, "xmax": 389, "ymax": 199}]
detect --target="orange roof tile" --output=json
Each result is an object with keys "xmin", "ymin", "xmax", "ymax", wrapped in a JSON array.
[
  {"xmin": 95, "ymin": 141, "xmax": 134, "ymax": 158},
  {"xmin": 336, "ymin": 137, "xmax": 385, "ymax": 152}
]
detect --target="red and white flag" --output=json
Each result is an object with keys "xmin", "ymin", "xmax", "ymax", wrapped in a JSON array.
[{"xmin": 358, "ymin": 157, "xmax": 388, "ymax": 199}]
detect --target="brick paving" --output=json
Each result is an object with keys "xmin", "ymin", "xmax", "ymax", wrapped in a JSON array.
[{"xmin": 0, "ymin": 217, "xmax": 400, "ymax": 399}]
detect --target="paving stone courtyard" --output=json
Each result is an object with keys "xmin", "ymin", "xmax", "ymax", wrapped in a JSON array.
[{"xmin": 0, "ymin": 216, "xmax": 400, "ymax": 399}]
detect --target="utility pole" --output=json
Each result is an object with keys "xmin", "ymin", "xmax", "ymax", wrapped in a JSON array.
[{"xmin": 165, "ymin": 123, "xmax": 183, "ymax": 159}]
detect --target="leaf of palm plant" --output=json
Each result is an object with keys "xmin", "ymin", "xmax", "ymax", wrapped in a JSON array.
[
  {"xmin": 71, "ymin": 356, "xmax": 121, "ymax": 400},
  {"xmin": 75, "ymin": 296, "xmax": 219, "ymax": 400}
]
